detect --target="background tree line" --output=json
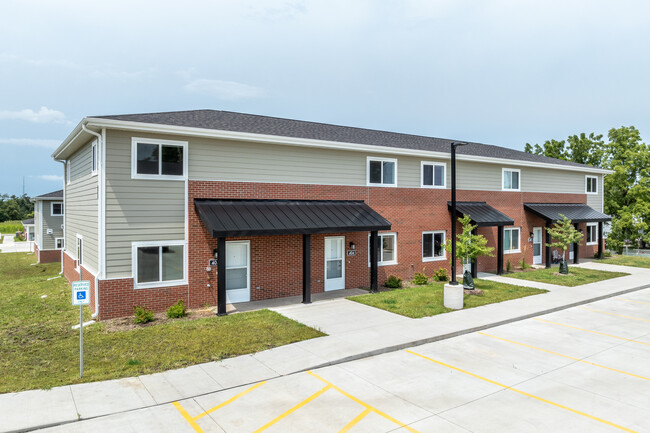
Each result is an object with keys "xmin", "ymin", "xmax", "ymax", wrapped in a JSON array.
[
  {"xmin": 525, "ymin": 126, "xmax": 650, "ymax": 252},
  {"xmin": 0, "ymin": 194, "xmax": 34, "ymax": 222}
]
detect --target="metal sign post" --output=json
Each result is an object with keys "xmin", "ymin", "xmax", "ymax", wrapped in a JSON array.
[{"xmin": 72, "ymin": 276, "xmax": 91, "ymax": 378}]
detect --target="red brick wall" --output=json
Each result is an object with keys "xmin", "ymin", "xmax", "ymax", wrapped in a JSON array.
[
  {"xmin": 37, "ymin": 247, "xmax": 62, "ymax": 263},
  {"xmin": 85, "ymin": 179, "xmax": 601, "ymax": 319},
  {"xmin": 63, "ymin": 252, "xmax": 98, "ymax": 315}
]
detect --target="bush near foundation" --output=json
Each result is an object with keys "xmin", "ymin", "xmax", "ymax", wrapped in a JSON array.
[
  {"xmin": 412, "ymin": 272, "xmax": 429, "ymax": 285},
  {"xmin": 166, "ymin": 299, "xmax": 187, "ymax": 318},
  {"xmin": 433, "ymin": 268, "xmax": 448, "ymax": 282},
  {"xmin": 134, "ymin": 305, "xmax": 154, "ymax": 324},
  {"xmin": 385, "ymin": 275, "xmax": 403, "ymax": 288}
]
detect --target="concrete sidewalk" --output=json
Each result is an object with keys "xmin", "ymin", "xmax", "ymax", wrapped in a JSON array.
[
  {"xmin": 0, "ymin": 235, "xmax": 34, "ymax": 253},
  {"xmin": 2, "ymin": 261, "xmax": 649, "ymax": 433}
]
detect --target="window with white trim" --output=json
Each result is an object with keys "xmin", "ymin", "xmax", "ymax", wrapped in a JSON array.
[
  {"xmin": 503, "ymin": 227, "xmax": 520, "ymax": 253},
  {"xmin": 368, "ymin": 232, "xmax": 397, "ymax": 266},
  {"xmin": 133, "ymin": 241, "xmax": 185, "ymax": 288},
  {"xmin": 367, "ymin": 157, "xmax": 397, "ymax": 186},
  {"xmin": 132, "ymin": 138, "xmax": 187, "ymax": 179},
  {"xmin": 423, "ymin": 231, "xmax": 446, "ymax": 261},
  {"xmin": 55, "ymin": 238, "xmax": 64, "ymax": 250},
  {"xmin": 586, "ymin": 176, "xmax": 598, "ymax": 194},
  {"xmin": 76, "ymin": 234, "xmax": 83, "ymax": 267},
  {"xmin": 586, "ymin": 223, "xmax": 598, "ymax": 245},
  {"xmin": 502, "ymin": 168, "xmax": 520, "ymax": 191},
  {"xmin": 91, "ymin": 142, "xmax": 98, "ymax": 175},
  {"xmin": 51, "ymin": 202, "xmax": 64, "ymax": 216},
  {"xmin": 421, "ymin": 162, "xmax": 446, "ymax": 188}
]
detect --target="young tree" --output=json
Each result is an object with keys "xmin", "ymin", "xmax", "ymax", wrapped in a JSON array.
[
  {"xmin": 546, "ymin": 215, "xmax": 583, "ymax": 274},
  {"xmin": 445, "ymin": 215, "xmax": 494, "ymax": 288}
]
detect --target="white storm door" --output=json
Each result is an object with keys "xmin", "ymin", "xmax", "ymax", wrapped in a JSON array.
[
  {"xmin": 225, "ymin": 241, "xmax": 250, "ymax": 303},
  {"xmin": 569, "ymin": 243, "xmax": 575, "ymax": 260},
  {"xmin": 324, "ymin": 236, "xmax": 345, "ymax": 291},
  {"xmin": 532, "ymin": 227, "xmax": 543, "ymax": 265}
]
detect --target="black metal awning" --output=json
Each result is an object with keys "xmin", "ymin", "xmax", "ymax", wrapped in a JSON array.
[
  {"xmin": 195, "ymin": 199, "xmax": 392, "ymax": 237},
  {"xmin": 447, "ymin": 201, "xmax": 515, "ymax": 227},
  {"xmin": 524, "ymin": 203, "xmax": 611, "ymax": 223}
]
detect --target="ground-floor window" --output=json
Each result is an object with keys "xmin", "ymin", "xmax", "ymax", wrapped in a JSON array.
[
  {"xmin": 423, "ymin": 231, "xmax": 446, "ymax": 261},
  {"xmin": 369, "ymin": 232, "xmax": 397, "ymax": 266},
  {"xmin": 55, "ymin": 237, "xmax": 64, "ymax": 250},
  {"xmin": 132, "ymin": 241, "xmax": 185, "ymax": 288},
  {"xmin": 586, "ymin": 223, "xmax": 598, "ymax": 245},
  {"xmin": 504, "ymin": 227, "xmax": 520, "ymax": 253}
]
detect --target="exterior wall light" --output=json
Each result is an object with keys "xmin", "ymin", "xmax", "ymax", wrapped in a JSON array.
[
  {"xmin": 213, "ymin": 248, "xmax": 218, "ymax": 260},
  {"xmin": 349, "ymin": 242, "xmax": 356, "ymax": 250}
]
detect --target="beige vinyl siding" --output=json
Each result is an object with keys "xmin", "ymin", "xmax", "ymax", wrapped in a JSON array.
[
  {"xmin": 65, "ymin": 139, "xmax": 99, "ymax": 274},
  {"xmin": 41, "ymin": 201, "xmax": 64, "ymax": 250},
  {"xmin": 105, "ymin": 130, "xmax": 185, "ymax": 279},
  {"xmin": 586, "ymin": 174, "xmax": 604, "ymax": 212}
]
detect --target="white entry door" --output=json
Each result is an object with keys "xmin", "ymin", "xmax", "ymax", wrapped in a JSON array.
[
  {"xmin": 226, "ymin": 241, "xmax": 250, "ymax": 303},
  {"xmin": 569, "ymin": 243, "xmax": 574, "ymax": 261},
  {"xmin": 532, "ymin": 227, "xmax": 543, "ymax": 265},
  {"xmin": 324, "ymin": 236, "xmax": 345, "ymax": 291}
]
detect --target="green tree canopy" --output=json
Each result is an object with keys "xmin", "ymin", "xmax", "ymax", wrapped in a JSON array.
[
  {"xmin": 546, "ymin": 215, "xmax": 583, "ymax": 261},
  {"xmin": 0, "ymin": 194, "xmax": 33, "ymax": 222}
]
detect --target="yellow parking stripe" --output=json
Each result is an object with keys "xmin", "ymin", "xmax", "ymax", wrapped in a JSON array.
[
  {"xmin": 173, "ymin": 381, "xmax": 267, "ymax": 432},
  {"xmin": 619, "ymin": 298, "xmax": 650, "ymax": 305},
  {"xmin": 308, "ymin": 371, "xmax": 419, "ymax": 433},
  {"xmin": 339, "ymin": 408, "xmax": 371, "ymax": 433},
  {"xmin": 406, "ymin": 350, "xmax": 638, "ymax": 433},
  {"xmin": 533, "ymin": 318, "xmax": 650, "ymax": 346},
  {"xmin": 580, "ymin": 307, "xmax": 650, "ymax": 322},
  {"xmin": 478, "ymin": 332, "xmax": 650, "ymax": 382},
  {"xmin": 252, "ymin": 384, "xmax": 332, "ymax": 433}
]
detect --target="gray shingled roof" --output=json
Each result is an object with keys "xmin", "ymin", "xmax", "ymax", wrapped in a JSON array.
[
  {"xmin": 34, "ymin": 189, "xmax": 63, "ymax": 199},
  {"xmin": 92, "ymin": 110, "xmax": 598, "ymax": 170},
  {"xmin": 22, "ymin": 218, "xmax": 34, "ymax": 225}
]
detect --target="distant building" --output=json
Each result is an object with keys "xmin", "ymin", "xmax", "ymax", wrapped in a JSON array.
[{"xmin": 32, "ymin": 190, "xmax": 64, "ymax": 263}]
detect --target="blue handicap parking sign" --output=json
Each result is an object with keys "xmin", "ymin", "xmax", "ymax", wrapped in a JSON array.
[{"xmin": 72, "ymin": 281, "xmax": 91, "ymax": 305}]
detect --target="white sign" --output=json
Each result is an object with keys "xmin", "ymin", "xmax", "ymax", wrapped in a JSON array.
[{"xmin": 72, "ymin": 281, "xmax": 91, "ymax": 306}]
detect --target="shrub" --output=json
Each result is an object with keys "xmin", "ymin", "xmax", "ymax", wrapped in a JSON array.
[
  {"xmin": 594, "ymin": 250, "xmax": 612, "ymax": 258},
  {"xmin": 384, "ymin": 275, "xmax": 402, "ymax": 288},
  {"xmin": 519, "ymin": 257, "xmax": 532, "ymax": 270},
  {"xmin": 433, "ymin": 268, "xmax": 449, "ymax": 282},
  {"xmin": 166, "ymin": 299, "xmax": 187, "ymax": 318},
  {"xmin": 412, "ymin": 272, "xmax": 428, "ymax": 285},
  {"xmin": 506, "ymin": 260, "xmax": 512, "ymax": 273},
  {"xmin": 133, "ymin": 305, "xmax": 154, "ymax": 324}
]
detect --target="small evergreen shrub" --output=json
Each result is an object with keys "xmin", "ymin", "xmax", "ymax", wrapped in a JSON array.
[
  {"xmin": 433, "ymin": 268, "xmax": 449, "ymax": 281},
  {"xmin": 594, "ymin": 251, "xmax": 612, "ymax": 258},
  {"xmin": 133, "ymin": 305, "xmax": 154, "ymax": 324},
  {"xmin": 166, "ymin": 299, "xmax": 187, "ymax": 318},
  {"xmin": 519, "ymin": 257, "xmax": 532, "ymax": 270},
  {"xmin": 506, "ymin": 260, "xmax": 512, "ymax": 273},
  {"xmin": 412, "ymin": 272, "xmax": 428, "ymax": 285},
  {"xmin": 384, "ymin": 275, "xmax": 403, "ymax": 288}
]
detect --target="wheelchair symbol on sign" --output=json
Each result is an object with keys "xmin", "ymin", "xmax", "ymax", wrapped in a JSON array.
[{"xmin": 77, "ymin": 292, "xmax": 86, "ymax": 300}]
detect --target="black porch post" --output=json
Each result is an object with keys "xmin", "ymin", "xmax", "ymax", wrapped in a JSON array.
[
  {"xmin": 545, "ymin": 220, "xmax": 552, "ymax": 268},
  {"xmin": 370, "ymin": 230, "xmax": 379, "ymax": 293},
  {"xmin": 573, "ymin": 223, "xmax": 580, "ymax": 264},
  {"xmin": 471, "ymin": 227, "xmax": 478, "ymax": 278},
  {"xmin": 598, "ymin": 221, "xmax": 604, "ymax": 259},
  {"xmin": 217, "ymin": 236, "xmax": 227, "ymax": 316},
  {"xmin": 497, "ymin": 226, "xmax": 504, "ymax": 275},
  {"xmin": 302, "ymin": 234, "xmax": 311, "ymax": 304}
]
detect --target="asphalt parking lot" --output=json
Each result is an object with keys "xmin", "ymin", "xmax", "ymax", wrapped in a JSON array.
[{"xmin": 37, "ymin": 288, "xmax": 650, "ymax": 433}]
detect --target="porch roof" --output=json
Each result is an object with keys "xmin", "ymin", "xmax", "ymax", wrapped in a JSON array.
[
  {"xmin": 524, "ymin": 203, "xmax": 611, "ymax": 223},
  {"xmin": 195, "ymin": 199, "xmax": 391, "ymax": 237},
  {"xmin": 447, "ymin": 201, "xmax": 515, "ymax": 227}
]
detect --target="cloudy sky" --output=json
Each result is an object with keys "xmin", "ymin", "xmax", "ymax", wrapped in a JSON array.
[{"xmin": 2, "ymin": 0, "xmax": 650, "ymax": 196}]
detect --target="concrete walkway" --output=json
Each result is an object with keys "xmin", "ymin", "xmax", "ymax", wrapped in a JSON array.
[
  {"xmin": 0, "ymin": 235, "xmax": 33, "ymax": 253},
  {"xmin": 2, "ymin": 261, "xmax": 649, "ymax": 433}
]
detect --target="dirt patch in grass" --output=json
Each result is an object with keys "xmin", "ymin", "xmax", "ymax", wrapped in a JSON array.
[{"xmin": 103, "ymin": 307, "xmax": 217, "ymax": 332}]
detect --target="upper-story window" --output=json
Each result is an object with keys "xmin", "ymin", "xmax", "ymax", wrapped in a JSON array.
[
  {"xmin": 91, "ymin": 141, "xmax": 98, "ymax": 175},
  {"xmin": 421, "ymin": 162, "xmax": 446, "ymax": 188},
  {"xmin": 502, "ymin": 168, "xmax": 520, "ymax": 191},
  {"xmin": 367, "ymin": 157, "xmax": 397, "ymax": 186},
  {"xmin": 51, "ymin": 202, "xmax": 64, "ymax": 216},
  {"xmin": 132, "ymin": 137, "xmax": 188, "ymax": 180},
  {"xmin": 586, "ymin": 175, "xmax": 598, "ymax": 194}
]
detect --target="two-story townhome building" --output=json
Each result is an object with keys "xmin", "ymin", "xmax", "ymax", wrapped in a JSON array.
[
  {"xmin": 51, "ymin": 110, "xmax": 611, "ymax": 320},
  {"xmin": 32, "ymin": 189, "xmax": 65, "ymax": 263}
]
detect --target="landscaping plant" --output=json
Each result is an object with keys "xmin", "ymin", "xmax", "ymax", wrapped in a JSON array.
[
  {"xmin": 445, "ymin": 215, "xmax": 494, "ymax": 288},
  {"xmin": 384, "ymin": 275, "xmax": 402, "ymax": 288},
  {"xmin": 134, "ymin": 305, "xmax": 154, "ymax": 324},
  {"xmin": 412, "ymin": 271, "xmax": 428, "ymax": 285},
  {"xmin": 546, "ymin": 214, "xmax": 583, "ymax": 274},
  {"xmin": 433, "ymin": 268, "xmax": 449, "ymax": 282},
  {"xmin": 166, "ymin": 299, "xmax": 187, "ymax": 318}
]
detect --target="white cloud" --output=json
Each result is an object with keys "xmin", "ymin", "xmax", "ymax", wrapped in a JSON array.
[
  {"xmin": 34, "ymin": 175, "xmax": 64, "ymax": 182},
  {"xmin": 184, "ymin": 79, "xmax": 264, "ymax": 100},
  {"xmin": 0, "ymin": 107, "xmax": 66, "ymax": 123},
  {"xmin": 0, "ymin": 138, "xmax": 60, "ymax": 148}
]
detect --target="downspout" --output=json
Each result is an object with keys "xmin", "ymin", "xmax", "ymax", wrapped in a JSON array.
[
  {"xmin": 53, "ymin": 159, "xmax": 65, "ymax": 275},
  {"xmin": 81, "ymin": 124, "xmax": 102, "ymax": 318}
]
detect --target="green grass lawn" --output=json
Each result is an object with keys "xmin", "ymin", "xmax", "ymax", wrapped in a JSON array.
[
  {"xmin": 0, "ymin": 220, "xmax": 23, "ymax": 234},
  {"xmin": 503, "ymin": 266, "xmax": 629, "ymax": 287},
  {"xmin": 0, "ymin": 253, "xmax": 325, "ymax": 393},
  {"xmin": 595, "ymin": 255, "xmax": 650, "ymax": 269},
  {"xmin": 347, "ymin": 279, "xmax": 547, "ymax": 318}
]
